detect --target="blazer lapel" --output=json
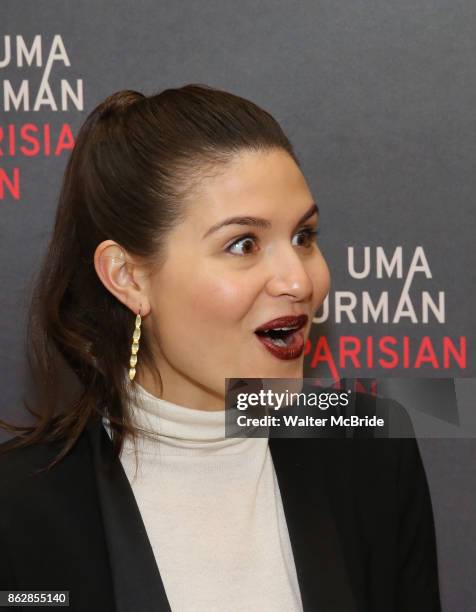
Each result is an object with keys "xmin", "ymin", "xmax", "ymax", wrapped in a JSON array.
[
  {"xmin": 268, "ymin": 436, "xmax": 358, "ymax": 612},
  {"xmin": 87, "ymin": 419, "xmax": 172, "ymax": 612}
]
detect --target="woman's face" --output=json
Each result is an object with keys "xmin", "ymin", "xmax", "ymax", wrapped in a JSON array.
[{"xmin": 141, "ymin": 148, "xmax": 331, "ymax": 410}]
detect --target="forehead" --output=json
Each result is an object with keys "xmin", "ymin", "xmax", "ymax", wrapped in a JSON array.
[{"xmin": 187, "ymin": 148, "xmax": 310, "ymax": 224}]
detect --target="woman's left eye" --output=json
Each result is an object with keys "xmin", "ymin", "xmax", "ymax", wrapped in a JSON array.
[{"xmin": 225, "ymin": 227, "xmax": 320, "ymax": 256}]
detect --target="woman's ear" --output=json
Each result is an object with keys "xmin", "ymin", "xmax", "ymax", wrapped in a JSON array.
[{"xmin": 93, "ymin": 239, "xmax": 151, "ymax": 316}]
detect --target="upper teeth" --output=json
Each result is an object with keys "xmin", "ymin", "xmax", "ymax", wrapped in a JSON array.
[{"xmin": 268, "ymin": 325, "xmax": 298, "ymax": 331}]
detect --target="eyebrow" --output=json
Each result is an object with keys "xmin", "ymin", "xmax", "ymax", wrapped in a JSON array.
[{"xmin": 202, "ymin": 202, "xmax": 319, "ymax": 240}]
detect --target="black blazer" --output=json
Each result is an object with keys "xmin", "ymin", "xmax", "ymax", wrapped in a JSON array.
[{"xmin": 0, "ymin": 391, "xmax": 441, "ymax": 612}]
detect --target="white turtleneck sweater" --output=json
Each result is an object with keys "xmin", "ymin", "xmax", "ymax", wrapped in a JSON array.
[{"xmin": 103, "ymin": 381, "xmax": 303, "ymax": 612}]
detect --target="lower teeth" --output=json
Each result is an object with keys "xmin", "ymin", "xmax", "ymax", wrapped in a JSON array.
[{"xmin": 270, "ymin": 338, "xmax": 288, "ymax": 347}]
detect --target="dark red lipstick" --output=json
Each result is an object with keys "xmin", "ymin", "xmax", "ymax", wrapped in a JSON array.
[{"xmin": 254, "ymin": 314, "xmax": 308, "ymax": 360}]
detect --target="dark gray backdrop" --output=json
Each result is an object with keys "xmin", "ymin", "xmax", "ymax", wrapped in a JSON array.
[{"xmin": 1, "ymin": 1, "xmax": 475, "ymax": 609}]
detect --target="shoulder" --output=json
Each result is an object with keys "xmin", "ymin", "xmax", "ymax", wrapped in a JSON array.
[
  {"xmin": 0, "ymin": 423, "xmax": 101, "ymax": 559},
  {"xmin": 0, "ymin": 425, "xmax": 93, "ymax": 501},
  {"xmin": 296, "ymin": 385, "xmax": 428, "ymax": 495}
]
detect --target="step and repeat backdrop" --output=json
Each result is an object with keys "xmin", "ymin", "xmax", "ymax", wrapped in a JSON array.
[{"xmin": 1, "ymin": 1, "xmax": 475, "ymax": 609}]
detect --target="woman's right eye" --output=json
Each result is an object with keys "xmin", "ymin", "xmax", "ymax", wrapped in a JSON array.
[{"xmin": 225, "ymin": 234, "xmax": 258, "ymax": 256}]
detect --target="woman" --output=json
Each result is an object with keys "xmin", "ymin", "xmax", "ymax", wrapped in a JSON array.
[{"xmin": 0, "ymin": 85, "xmax": 440, "ymax": 611}]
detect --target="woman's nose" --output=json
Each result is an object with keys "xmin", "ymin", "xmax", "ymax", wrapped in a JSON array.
[{"xmin": 264, "ymin": 245, "xmax": 314, "ymax": 300}]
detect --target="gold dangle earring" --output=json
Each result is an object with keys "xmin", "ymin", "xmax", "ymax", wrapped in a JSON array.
[{"xmin": 129, "ymin": 306, "xmax": 142, "ymax": 381}]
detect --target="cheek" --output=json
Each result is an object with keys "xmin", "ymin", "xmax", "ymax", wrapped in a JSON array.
[
  {"xmin": 190, "ymin": 275, "xmax": 253, "ymax": 325},
  {"xmin": 156, "ymin": 266, "xmax": 255, "ymax": 337}
]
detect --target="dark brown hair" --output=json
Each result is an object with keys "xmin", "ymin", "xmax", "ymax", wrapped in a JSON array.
[{"xmin": 0, "ymin": 83, "xmax": 300, "ymax": 470}]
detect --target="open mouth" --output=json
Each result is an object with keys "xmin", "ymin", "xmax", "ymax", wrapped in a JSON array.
[
  {"xmin": 254, "ymin": 327, "xmax": 305, "ymax": 360},
  {"xmin": 253, "ymin": 314, "xmax": 308, "ymax": 360},
  {"xmin": 255, "ymin": 327, "xmax": 298, "ymax": 347}
]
